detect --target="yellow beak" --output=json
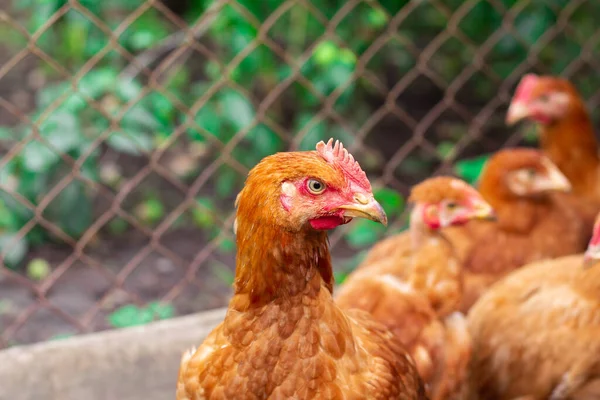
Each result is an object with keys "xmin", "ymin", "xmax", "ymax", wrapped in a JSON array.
[
  {"xmin": 506, "ymin": 101, "xmax": 530, "ymax": 126},
  {"xmin": 471, "ymin": 200, "xmax": 496, "ymax": 221},
  {"xmin": 535, "ymin": 158, "xmax": 571, "ymax": 193},
  {"xmin": 338, "ymin": 194, "xmax": 388, "ymax": 226}
]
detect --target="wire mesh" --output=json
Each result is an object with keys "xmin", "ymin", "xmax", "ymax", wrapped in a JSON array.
[{"xmin": 0, "ymin": 0, "xmax": 599, "ymax": 348}]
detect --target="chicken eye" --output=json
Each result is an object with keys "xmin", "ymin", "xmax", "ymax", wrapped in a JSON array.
[
  {"xmin": 446, "ymin": 202, "xmax": 457, "ymax": 210},
  {"xmin": 538, "ymin": 94, "xmax": 550, "ymax": 103},
  {"xmin": 307, "ymin": 179, "xmax": 326, "ymax": 194}
]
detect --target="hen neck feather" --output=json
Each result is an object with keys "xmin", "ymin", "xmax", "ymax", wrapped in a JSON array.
[
  {"xmin": 409, "ymin": 205, "xmax": 437, "ymax": 250},
  {"xmin": 408, "ymin": 205, "xmax": 454, "ymax": 272},
  {"xmin": 480, "ymin": 180, "xmax": 551, "ymax": 233},
  {"xmin": 407, "ymin": 205, "xmax": 461, "ymax": 314},
  {"xmin": 232, "ymin": 215, "xmax": 333, "ymax": 310},
  {"xmin": 540, "ymin": 109, "xmax": 599, "ymax": 195}
]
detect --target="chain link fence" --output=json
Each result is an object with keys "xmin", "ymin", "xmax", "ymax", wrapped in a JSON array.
[{"xmin": 0, "ymin": 0, "xmax": 599, "ymax": 348}]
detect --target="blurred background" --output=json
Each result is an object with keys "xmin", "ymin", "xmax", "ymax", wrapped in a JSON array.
[{"xmin": 0, "ymin": 0, "xmax": 599, "ymax": 349}]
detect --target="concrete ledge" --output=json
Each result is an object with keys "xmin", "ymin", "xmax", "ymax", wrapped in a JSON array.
[{"xmin": 0, "ymin": 307, "xmax": 226, "ymax": 400}]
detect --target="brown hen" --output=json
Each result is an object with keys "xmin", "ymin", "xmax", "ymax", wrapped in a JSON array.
[
  {"xmin": 506, "ymin": 74, "xmax": 600, "ymax": 237},
  {"xmin": 450, "ymin": 148, "xmax": 587, "ymax": 310},
  {"xmin": 355, "ymin": 148, "xmax": 584, "ymax": 313},
  {"xmin": 466, "ymin": 213, "xmax": 600, "ymax": 400},
  {"xmin": 176, "ymin": 139, "xmax": 427, "ymax": 400},
  {"xmin": 336, "ymin": 176, "xmax": 495, "ymax": 400}
]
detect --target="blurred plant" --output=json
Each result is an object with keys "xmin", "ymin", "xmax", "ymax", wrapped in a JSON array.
[
  {"xmin": 344, "ymin": 187, "xmax": 405, "ymax": 248},
  {"xmin": 107, "ymin": 301, "xmax": 175, "ymax": 328},
  {"xmin": 26, "ymin": 258, "xmax": 51, "ymax": 281},
  {"xmin": 134, "ymin": 196, "xmax": 165, "ymax": 226},
  {"xmin": 454, "ymin": 154, "xmax": 491, "ymax": 185},
  {"xmin": 1, "ymin": 0, "xmax": 600, "ymax": 269}
]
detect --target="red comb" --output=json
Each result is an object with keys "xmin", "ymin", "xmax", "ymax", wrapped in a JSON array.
[
  {"xmin": 316, "ymin": 138, "xmax": 371, "ymax": 191},
  {"xmin": 513, "ymin": 73, "xmax": 540, "ymax": 102}
]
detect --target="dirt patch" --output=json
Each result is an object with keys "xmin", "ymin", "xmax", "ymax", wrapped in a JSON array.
[
  {"xmin": 0, "ymin": 227, "xmax": 233, "ymax": 345},
  {"xmin": 0, "ymin": 228, "xmax": 362, "ymax": 346}
]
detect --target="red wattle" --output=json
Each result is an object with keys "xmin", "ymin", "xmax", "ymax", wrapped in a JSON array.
[{"xmin": 310, "ymin": 216, "xmax": 346, "ymax": 230}]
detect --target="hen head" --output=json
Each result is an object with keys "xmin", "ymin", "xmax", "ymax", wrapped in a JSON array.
[
  {"xmin": 408, "ymin": 176, "xmax": 495, "ymax": 230},
  {"xmin": 584, "ymin": 214, "xmax": 600, "ymax": 267},
  {"xmin": 506, "ymin": 74, "xmax": 585, "ymax": 126},
  {"xmin": 235, "ymin": 139, "xmax": 386, "ymax": 233},
  {"xmin": 480, "ymin": 148, "xmax": 571, "ymax": 199}
]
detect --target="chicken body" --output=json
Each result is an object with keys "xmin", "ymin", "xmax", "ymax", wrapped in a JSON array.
[
  {"xmin": 177, "ymin": 140, "xmax": 426, "ymax": 400},
  {"xmin": 178, "ymin": 263, "xmax": 422, "ymax": 399},
  {"xmin": 336, "ymin": 239, "xmax": 471, "ymax": 400},
  {"xmin": 466, "ymin": 252, "xmax": 600, "ymax": 400},
  {"xmin": 452, "ymin": 190, "xmax": 584, "ymax": 310},
  {"xmin": 336, "ymin": 177, "xmax": 496, "ymax": 400},
  {"xmin": 355, "ymin": 149, "xmax": 583, "ymax": 313}
]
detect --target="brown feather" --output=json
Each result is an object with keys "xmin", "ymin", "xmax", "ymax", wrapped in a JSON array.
[{"xmin": 466, "ymin": 253, "xmax": 600, "ymax": 400}]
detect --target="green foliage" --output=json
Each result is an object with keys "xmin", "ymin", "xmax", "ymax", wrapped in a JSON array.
[
  {"xmin": 1, "ymin": 0, "xmax": 599, "ymax": 266},
  {"xmin": 134, "ymin": 197, "xmax": 165, "ymax": 226},
  {"xmin": 344, "ymin": 187, "xmax": 404, "ymax": 248},
  {"xmin": 454, "ymin": 154, "xmax": 492, "ymax": 185},
  {"xmin": 107, "ymin": 301, "xmax": 175, "ymax": 329},
  {"xmin": 26, "ymin": 258, "xmax": 51, "ymax": 281}
]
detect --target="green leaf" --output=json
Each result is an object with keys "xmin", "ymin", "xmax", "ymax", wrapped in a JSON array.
[
  {"xmin": 53, "ymin": 180, "xmax": 92, "ymax": 237},
  {"xmin": 135, "ymin": 197, "xmax": 165, "ymax": 225},
  {"xmin": 245, "ymin": 125, "xmax": 282, "ymax": 158},
  {"xmin": 148, "ymin": 92, "xmax": 174, "ymax": 126},
  {"xmin": 64, "ymin": 19, "xmax": 88, "ymax": 61},
  {"xmin": 116, "ymin": 79, "xmax": 143, "ymax": 102},
  {"xmin": 192, "ymin": 198, "xmax": 216, "ymax": 228},
  {"xmin": 38, "ymin": 82, "xmax": 71, "ymax": 109},
  {"xmin": 78, "ymin": 68, "xmax": 118, "ymax": 99},
  {"xmin": 373, "ymin": 187, "xmax": 405, "ymax": 218},
  {"xmin": 216, "ymin": 166, "xmax": 240, "ymax": 198},
  {"xmin": 22, "ymin": 141, "xmax": 59, "ymax": 172},
  {"xmin": 218, "ymin": 237, "xmax": 236, "ymax": 254},
  {"xmin": 41, "ymin": 112, "xmax": 82, "ymax": 153},
  {"xmin": 220, "ymin": 90, "xmax": 255, "ymax": 131},
  {"xmin": 27, "ymin": 258, "xmax": 51, "ymax": 281},
  {"xmin": 0, "ymin": 127, "xmax": 16, "ymax": 141},
  {"xmin": 129, "ymin": 30, "xmax": 156, "ymax": 50},
  {"xmin": 367, "ymin": 8, "xmax": 389, "ymax": 28},
  {"xmin": 146, "ymin": 301, "xmax": 175, "ymax": 320},
  {"xmin": 344, "ymin": 219, "xmax": 386, "ymax": 248},
  {"xmin": 313, "ymin": 40, "xmax": 338, "ymax": 65},
  {"xmin": 0, "ymin": 199, "xmax": 16, "ymax": 229},
  {"xmin": 0, "ymin": 233, "xmax": 28, "ymax": 268},
  {"xmin": 108, "ymin": 217, "xmax": 128, "ymax": 235},
  {"xmin": 334, "ymin": 271, "xmax": 348, "ymax": 285},
  {"xmin": 107, "ymin": 301, "xmax": 173, "ymax": 329},
  {"xmin": 121, "ymin": 103, "xmax": 161, "ymax": 131},
  {"xmin": 339, "ymin": 48, "xmax": 357, "ymax": 66},
  {"xmin": 107, "ymin": 130, "xmax": 153, "ymax": 155},
  {"xmin": 454, "ymin": 154, "xmax": 491, "ymax": 185},
  {"xmin": 190, "ymin": 104, "xmax": 221, "ymax": 140},
  {"xmin": 436, "ymin": 141, "xmax": 455, "ymax": 160},
  {"xmin": 108, "ymin": 304, "xmax": 149, "ymax": 328},
  {"xmin": 295, "ymin": 114, "xmax": 326, "ymax": 151}
]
